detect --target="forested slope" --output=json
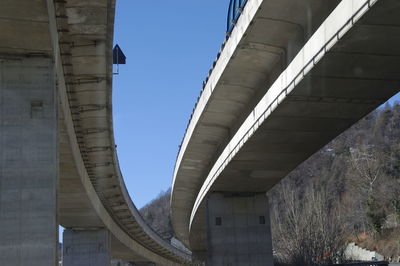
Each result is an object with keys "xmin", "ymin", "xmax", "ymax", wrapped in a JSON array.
[
  {"xmin": 140, "ymin": 188, "xmax": 174, "ymax": 240},
  {"xmin": 140, "ymin": 103, "xmax": 400, "ymax": 262},
  {"xmin": 269, "ymin": 102, "xmax": 400, "ymax": 263}
]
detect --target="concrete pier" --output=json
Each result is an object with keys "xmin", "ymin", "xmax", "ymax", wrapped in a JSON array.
[
  {"xmin": 63, "ymin": 228, "xmax": 111, "ymax": 266},
  {"xmin": 206, "ymin": 193, "xmax": 273, "ymax": 266},
  {"xmin": 0, "ymin": 57, "xmax": 58, "ymax": 265}
]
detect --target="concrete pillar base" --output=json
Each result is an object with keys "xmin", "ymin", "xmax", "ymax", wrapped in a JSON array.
[
  {"xmin": 206, "ymin": 192, "xmax": 273, "ymax": 266},
  {"xmin": 63, "ymin": 228, "xmax": 111, "ymax": 266}
]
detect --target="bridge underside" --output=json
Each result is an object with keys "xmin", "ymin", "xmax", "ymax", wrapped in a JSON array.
[
  {"xmin": 172, "ymin": 0, "xmax": 343, "ymax": 248},
  {"xmin": 0, "ymin": 0, "xmax": 190, "ymax": 265},
  {"xmin": 188, "ymin": 0, "xmax": 400, "ymax": 256}
]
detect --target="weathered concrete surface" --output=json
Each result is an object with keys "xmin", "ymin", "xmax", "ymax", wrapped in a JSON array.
[
  {"xmin": 206, "ymin": 193, "xmax": 273, "ymax": 266},
  {"xmin": 0, "ymin": 58, "xmax": 58, "ymax": 265},
  {"xmin": 0, "ymin": 0, "xmax": 52, "ymax": 56},
  {"xmin": 0, "ymin": 0, "xmax": 191, "ymax": 264},
  {"xmin": 172, "ymin": 0, "xmax": 400, "ymax": 254},
  {"xmin": 171, "ymin": 0, "xmax": 341, "ymax": 248},
  {"xmin": 63, "ymin": 229, "xmax": 111, "ymax": 266},
  {"xmin": 51, "ymin": 0, "xmax": 190, "ymax": 263},
  {"xmin": 48, "ymin": 0, "xmax": 191, "ymax": 264}
]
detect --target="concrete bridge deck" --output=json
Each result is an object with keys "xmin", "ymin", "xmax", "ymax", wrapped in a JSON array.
[
  {"xmin": 0, "ymin": 0, "xmax": 191, "ymax": 265},
  {"xmin": 171, "ymin": 0, "xmax": 400, "ymax": 259}
]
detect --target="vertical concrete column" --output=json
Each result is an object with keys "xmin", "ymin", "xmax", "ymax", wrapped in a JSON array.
[
  {"xmin": 0, "ymin": 58, "xmax": 58, "ymax": 265},
  {"xmin": 206, "ymin": 193, "xmax": 273, "ymax": 266},
  {"xmin": 63, "ymin": 228, "xmax": 111, "ymax": 266}
]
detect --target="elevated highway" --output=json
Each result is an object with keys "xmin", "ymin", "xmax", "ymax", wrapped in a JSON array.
[
  {"xmin": 0, "ymin": 0, "xmax": 190, "ymax": 265},
  {"xmin": 171, "ymin": 0, "xmax": 400, "ymax": 264}
]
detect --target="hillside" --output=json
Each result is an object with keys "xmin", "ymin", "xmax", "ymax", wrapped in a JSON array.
[
  {"xmin": 268, "ymin": 102, "xmax": 400, "ymax": 264},
  {"xmin": 140, "ymin": 102, "xmax": 400, "ymax": 263},
  {"xmin": 140, "ymin": 188, "xmax": 174, "ymax": 240}
]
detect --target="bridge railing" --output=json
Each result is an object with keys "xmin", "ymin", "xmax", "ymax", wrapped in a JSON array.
[
  {"xmin": 337, "ymin": 262, "xmax": 389, "ymax": 266},
  {"xmin": 276, "ymin": 261, "xmax": 389, "ymax": 266},
  {"xmin": 227, "ymin": 0, "xmax": 248, "ymax": 34},
  {"xmin": 320, "ymin": 261, "xmax": 389, "ymax": 266},
  {"xmin": 175, "ymin": 0, "xmax": 250, "ymax": 158}
]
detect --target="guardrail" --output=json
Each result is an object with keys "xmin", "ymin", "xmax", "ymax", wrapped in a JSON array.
[
  {"xmin": 227, "ymin": 0, "xmax": 248, "ymax": 34},
  {"xmin": 176, "ymin": 0, "xmax": 251, "ymax": 158},
  {"xmin": 276, "ymin": 261, "xmax": 389, "ymax": 266},
  {"xmin": 327, "ymin": 261, "xmax": 389, "ymax": 266}
]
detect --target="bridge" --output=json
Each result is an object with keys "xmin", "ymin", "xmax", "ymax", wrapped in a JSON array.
[
  {"xmin": 0, "ymin": 0, "xmax": 191, "ymax": 265},
  {"xmin": 171, "ymin": 0, "xmax": 400, "ymax": 265}
]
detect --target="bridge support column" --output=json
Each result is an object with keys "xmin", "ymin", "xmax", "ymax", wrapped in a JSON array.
[
  {"xmin": 63, "ymin": 228, "xmax": 111, "ymax": 266},
  {"xmin": 0, "ymin": 58, "xmax": 58, "ymax": 265},
  {"xmin": 206, "ymin": 193, "xmax": 273, "ymax": 266}
]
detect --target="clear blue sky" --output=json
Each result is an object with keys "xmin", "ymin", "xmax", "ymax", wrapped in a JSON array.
[
  {"xmin": 112, "ymin": 1, "xmax": 229, "ymax": 208},
  {"xmin": 112, "ymin": 1, "xmax": 400, "ymax": 209}
]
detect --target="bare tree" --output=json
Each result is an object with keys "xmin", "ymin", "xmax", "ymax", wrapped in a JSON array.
[
  {"xmin": 349, "ymin": 145, "xmax": 387, "ymax": 233},
  {"xmin": 271, "ymin": 182, "xmax": 346, "ymax": 265},
  {"xmin": 349, "ymin": 145, "xmax": 382, "ymax": 195}
]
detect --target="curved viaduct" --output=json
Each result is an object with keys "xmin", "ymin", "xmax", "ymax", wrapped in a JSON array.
[
  {"xmin": 0, "ymin": 0, "xmax": 190, "ymax": 265},
  {"xmin": 171, "ymin": 0, "xmax": 400, "ymax": 264}
]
